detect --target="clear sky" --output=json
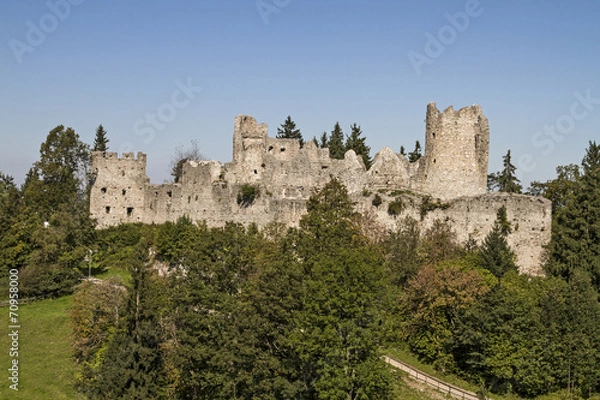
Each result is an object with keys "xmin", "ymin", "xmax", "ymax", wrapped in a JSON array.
[{"xmin": 1, "ymin": 0, "xmax": 599, "ymax": 187}]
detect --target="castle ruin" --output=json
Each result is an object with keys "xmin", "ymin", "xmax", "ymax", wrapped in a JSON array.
[{"xmin": 90, "ymin": 102, "xmax": 551, "ymax": 275}]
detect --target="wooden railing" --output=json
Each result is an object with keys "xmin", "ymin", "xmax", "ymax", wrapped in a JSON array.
[
  {"xmin": 0, "ymin": 296, "xmax": 48, "ymax": 307},
  {"xmin": 383, "ymin": 355, "xmax": 484, "ymax": 400}
]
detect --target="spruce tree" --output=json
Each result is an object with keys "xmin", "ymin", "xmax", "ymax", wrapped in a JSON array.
[
  {"xmin": 478, "ymin": 205, "xmax": 517, "ymax": 278},
  {"xmin": 549, "ymin": 141, "xmax": 600, "ymax": 287},
  {"xmin": 408, "ymin": 140, "xmax": 422, "ymax": 163},
  {"xmin": 399, "ymin": 145, "xmax": 406, "ymax": 156},
  {"xmin": 92, "ymin": 242, "xmax": 166, "ymax": 399},
  {"xmin": 498, "ymin": 149, "xmax": 522, "ymax": 193},
  {"xmin": 276, "ymin": 115, "xmax": 304, "ymax": 146},
  {"xmin": 319, "ymin": 131, "xmax": 328, "ymax": 148},
  {"xmin": 345, "ymin": 123, "xmax": 372, "ymax": 169},
  {"xmin": 92, "ymin": 124, "xmax": 109, "ymax": 152},
  {"xmin": 328, "ymin": 122, "xmax": 345, "ymax": 159}
]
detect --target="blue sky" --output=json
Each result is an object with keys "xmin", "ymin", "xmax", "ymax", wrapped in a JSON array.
[{"xmin": 1, "ymin": 0, "xmax": 599, "ymax": 187}]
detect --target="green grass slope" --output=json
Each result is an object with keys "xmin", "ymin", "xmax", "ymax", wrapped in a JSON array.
[{"xmin": 0, "ymin": 296, "xmax": 84, "ymax": 400}]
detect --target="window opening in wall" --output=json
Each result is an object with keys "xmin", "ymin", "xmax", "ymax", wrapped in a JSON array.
[
  {"xmin": 167, "ymin": 191, "xmax": 172, "ymax": 198},
  {"xmin": 105, "ymin": 206, "xmax": 110, "ymax": 214},
  {"xmin": 127, "ymin": 207, "xmax": 133, "ymax": 216},
  {"xmin": 188, "ymin": 196, "xmax": 191, "ymax": 204},
  {"xmin": 261, "ymin": 163, "xmax": 266, "ymax": 168},
  {"xmin": 122, "ymin": 189, "xmax": 126, "ymax": 195},
  {"xmin": 268, "ymin": 145, "xmax": 274, "ymax": 152},
  {"xmin": 195, "ymin": 195, "xmax": 198, "ymax": 201},
  {"xmin": 432, "ymin": 132, "xmax": 436, "ymax": 138},
  {"xmin": 101, "ymin": 187, "xmax": 107, "ymax": 194},
  {"xmin": 254, "ymin": 169, "xmax": 258, "ymax": 174},
  {"xmin": 433, "ymin": 159, "xmax": 436, "ymax": 164},
  {"xmin": 280, "ymin": 147, "xmax": 286, "ymax": 152}
]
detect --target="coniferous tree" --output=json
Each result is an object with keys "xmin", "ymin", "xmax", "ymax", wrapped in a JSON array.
[
  {"xmin": 478, "ymin": 206, "xmax": 517, "ymax": 278},
  {"xmin": 345, "ymin": 123, "xmax": 372, "ymax": 169},
  {"xmin": 276, "ymin": 115, "xmax": 304, "ymax": 147},
  {"xmin": 399, "ymin": 145, "xmax": 406, "ymax": 156},
  {"xmin": 549, "ymin": 141, "xmax": 600, "ymax": 287},
  {"xmin": 498, "ymin": 149, "xmax": 522, "ymax": 193},
  {"xmin": 91, "ymin": 242, "xmax": 167, "ymax": 399},
  {"xmin": 92, "ymin": 124, "xmax": 109, "ymax": 152},
  {"xmin": 319, "ymin": 131, "xmax": 328, "ymax": 148},
  {"xmin": 487, "ymin": 172, "xmax": 501, "ymax": 192},
  {"xmin": 408, "ymin": 140, "xmax": 422, "ymax": 163},
  {"xmin": 328, "ymin": 122, "xmax": 345, "ymax": 159}
]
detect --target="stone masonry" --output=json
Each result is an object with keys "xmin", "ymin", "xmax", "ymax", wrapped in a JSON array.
[{"xmin": 90, "ymin": 103, "xmax": 551, "ymax": 275}]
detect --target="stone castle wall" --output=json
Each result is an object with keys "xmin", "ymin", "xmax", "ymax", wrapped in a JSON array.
[{"xmin": 90, "ymin": 103, "xmax": 551, "ymax": 275}]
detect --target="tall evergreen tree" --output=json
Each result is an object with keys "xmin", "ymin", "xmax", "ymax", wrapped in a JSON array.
[
  {"xmin": 498, "ymin": 149, "xmax": 522, "ymax": 193},
  {"xmin": 399, "ymin": 145, "xmax": 406, "ymax": 156},
  {"xmin": 478, "ymin": 206, "xmax": 517, "ymax": 278},
  {"xmin": 319, "ymin": 131, "xmax": 328, "ymax": 148},
  {"xmin": 328, "ymin": 122, "xmax": 345, "ymax": 159},
  {"xmin": 408, "ymin": 140, "xmax": 422, "ymax": 163},
  {"xmin": 276, "ymin": 115, "xmax": 304, "ymax": 147},
  {"xmin": 91, "ymin": 243, "xmax": 167, "ymax": 399},
  {"xmin": 345, "ymin": 123, "xmax": 372, "ymax": 169},
  {"xmin": 487, "ymin": 172, "xmax": 501, "ymax": 192},
  {"xmin": 549, "ymin": 141, "xmax": 600, "ymax": 287},
  {"xmin": 92, "ymin": 124, "xmax": 109, "ymax": 152}
]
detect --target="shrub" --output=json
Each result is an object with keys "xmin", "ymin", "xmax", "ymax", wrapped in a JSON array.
[
  {"xmin": 237, "ymin": 184, "xmax": 259, "ymax": 207},
  {"xmin": 387, "ymin": 199, "xmax": 404, "ymax": 216},
  {"xmin": 419, "ymin": 196, "xmax": 450, "ymax": 220},
  {"xmin": 372, "ymin": 194, "xmax": 383, "ymax": 207}
]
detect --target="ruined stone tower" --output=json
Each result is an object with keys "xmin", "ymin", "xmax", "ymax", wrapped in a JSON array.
[
  {"xmin": 90, "ymin": 103, "xmax": 551, "ymax": 275},
  {"xmin": 421, "ymin": 103, "xmax": 489, "ymax": 199},
  {"xmin": 90, "ymin": 152, "xmax": 149, "ymax": 225}
]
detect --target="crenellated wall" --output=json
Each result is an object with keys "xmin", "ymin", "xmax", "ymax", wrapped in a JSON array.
[{"xmin": 89, "ymin": 103, "xmax": 551, "ymax": 275}]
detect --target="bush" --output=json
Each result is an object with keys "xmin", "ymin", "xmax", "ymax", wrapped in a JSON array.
[
  {"xmin": 387, "ymin": 199, "xmax": 404, "ymax": 216},
  {"xmin": 372, "ymin": 194, "xmax": 383, "ymax": 207},
  {"xmin": 237, "ymin": 184, "xmax": 259, "ymax": 207},
  {"xmin": 419, "ymin": 196, "xmax": 450, "ymax": 220}
]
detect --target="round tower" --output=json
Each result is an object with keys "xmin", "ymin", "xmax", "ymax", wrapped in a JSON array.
[{"xmin": 421, "ymin": 102, "xmax": 489, "ymax": 200}]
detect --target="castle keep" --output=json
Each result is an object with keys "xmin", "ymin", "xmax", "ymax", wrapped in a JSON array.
[{"xmin": 90, "ymin": 103, "xmax": 551, "ymax": 275}]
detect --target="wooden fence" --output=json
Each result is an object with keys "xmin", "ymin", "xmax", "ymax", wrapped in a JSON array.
[
  {"xmin": 0, "ymin": 296, "xmax": 48, "ymax": 307},
  {"xmin": 383, "ymin": 355, "xmax": 484, "ymax": 400}
]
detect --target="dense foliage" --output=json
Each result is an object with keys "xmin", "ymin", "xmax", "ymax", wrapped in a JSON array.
[{"xmin": 2, "ymin": 125, "xmax": 600, "ymax": 399}]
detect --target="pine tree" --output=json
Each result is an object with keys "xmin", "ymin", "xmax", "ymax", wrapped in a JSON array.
[
  {"xmin": 92, "ymin": 124, "xmax": 109, "ymax": 152},
  {"xmin": 319, "ymin": 131, "xmax": 328, "ymax": 148},
  {"xmin": 498, "ymin": 149, "xmax": 522, "ymax": 193},
  {"xmin": 549, "ymin": 141, "xmax": 600, "ymax": 287},
  {"xmin": 399, "ymin": 146, "xmax": 406, "ymax": 156},
  {"xmin": 487, "ymin": 172, "xmax": 500, "ymax": 192},
  {"xmin": 328, "ymin": 122, "xmax": 345, "ymax": 159},
  {"xmin": 91, "ymin": 242, "xmax": 166, "ymax": 399},
  {"xmin": 276, "ymin": 115, "xmax": 304, "ymax": 147},
  {"xmin": 345, "ymin": 123, "xmax": 372, "ymax": 169},
  {"xmin": 478, "ymin": 205, "xmax": 517, "ymax": 278},
  {"xmin": 408, "ymin": 140, "xmax": 422, "ymax": 163}
]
